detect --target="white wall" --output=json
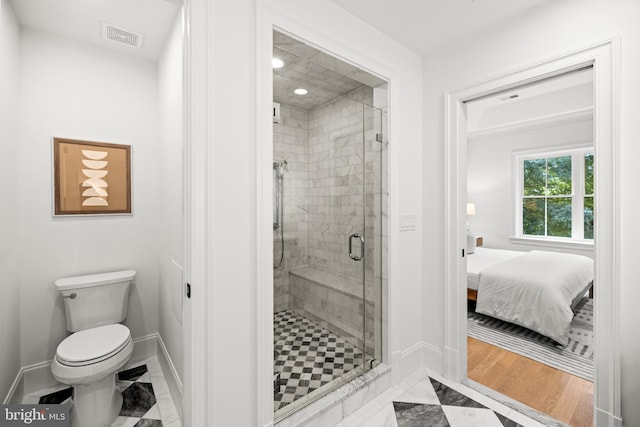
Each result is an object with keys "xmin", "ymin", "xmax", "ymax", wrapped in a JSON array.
[
  {"xmin": 422, "ymin": 0, "xmax": 640, "ymax": 424},
  {"xmin": 0, "ymin": 0, "xmax": 22, "ymax": 401},
  {"xmin": 18, "ymin": 29, "xmax": 161, "ymax": 367},
  {"xmin": 203, "ymin": 0, "xmax": 423, "ymax": 425},
  {"xmin": 208, "ymin": 1, "xmax": 257, "ymax": 424},
  {"xmin": 158, "ymin": 10, "xmax": 184, "ymax": 386},
  {"xmin": 467, "ymin": 119, "xmax": 594, "ymax": 257}
]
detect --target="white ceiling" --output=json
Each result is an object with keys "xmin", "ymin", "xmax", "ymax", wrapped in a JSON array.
[
  {"xmin": 9, "ymin": 0, "xmax": 180, "ymax": 61},
  {"xmin": 330, "ymin": 0, "xmax": 553, "ymax": 55},
  {"xmin": 467, "ymin": 68, "xmax": 594, "ymax": 133}
]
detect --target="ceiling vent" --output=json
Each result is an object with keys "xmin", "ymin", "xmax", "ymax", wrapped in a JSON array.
[
  {"xmin": 499, "ymin": 94, "xmax": 520, "ymax": 102},
  {"xmin": 101, "ymin": 23, "xmax": 144, "ymax": 49}
]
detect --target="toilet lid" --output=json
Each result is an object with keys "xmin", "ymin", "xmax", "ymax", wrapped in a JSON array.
[{"xmin": 56, "ymin": 324, "xmax": 131, "ymax": 367}]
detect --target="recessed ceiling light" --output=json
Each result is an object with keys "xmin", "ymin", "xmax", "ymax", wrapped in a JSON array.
[
  {"xmin": 272, "ymin": 57, "xmax": 284, "ymax": 68},
  {"xmin": 294, "ymin": 88, "xmax": 308, "ymax": 95}
]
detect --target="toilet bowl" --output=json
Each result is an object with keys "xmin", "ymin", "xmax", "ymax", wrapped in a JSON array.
[
  {"xmin": 52, "ymin": 324, "xmax": 133, "ymax": 427},
  {"xmin": 52, "ymin": 269, "xmax": 136, "ymax": 427}
]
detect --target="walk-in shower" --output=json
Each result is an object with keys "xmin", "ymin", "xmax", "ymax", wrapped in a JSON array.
[{"xmin": 272, "ymin": 29, "xmax": 388, "ymax": 421}]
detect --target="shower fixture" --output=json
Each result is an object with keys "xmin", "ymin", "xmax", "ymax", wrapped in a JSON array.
[{"xmin": 273, "ymin": 161, "xmax": 287, "ymax": 268}]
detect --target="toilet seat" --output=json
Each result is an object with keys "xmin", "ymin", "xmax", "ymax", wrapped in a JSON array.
[{"xmin": 56, "ymin": 324, "xmax": 131, "ymax": 367}]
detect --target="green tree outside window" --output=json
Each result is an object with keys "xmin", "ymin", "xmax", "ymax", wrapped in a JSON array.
[{"xmin": 520, "ymin": 151, "xmax": 593, "ymax": 240}]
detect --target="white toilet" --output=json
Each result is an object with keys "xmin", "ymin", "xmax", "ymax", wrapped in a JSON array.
[{"xmin": 51, "ymin": 270, "xmax": 136, "ymax": 427}]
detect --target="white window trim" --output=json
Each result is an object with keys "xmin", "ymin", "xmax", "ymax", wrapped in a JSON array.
[{"xmin": 513, "ymin": 144, "xmax": 594, "ymax": 245}]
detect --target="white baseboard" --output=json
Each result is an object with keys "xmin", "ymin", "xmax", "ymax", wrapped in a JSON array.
[
  {"xmin": 398, "ymin": 342, "xmax": 429, "ymax": 381},
  {"xmin": 155, "ymin": 333, "xmax": 183, "ymax": 420},
  {"xmin": 389, "ymin": 341, "xmax": 443, "ymax": 388},
  {"xmin": 4, "ymin": 332, "xmax": 183, "ymax": 410},
  {"xmin": 129, "ymin": 333, "xmax": 158, "ymax": 364},
  {"xmin": 423, "ymin": 342, "xmax": 444, "ymax": 374},
  {"xmin": 3, "ymin": 370, "xmax": 21, "ymax": 404},
  {"xmin": 3, "ymin": 360, "xmax": 60, "ymax": 404}
]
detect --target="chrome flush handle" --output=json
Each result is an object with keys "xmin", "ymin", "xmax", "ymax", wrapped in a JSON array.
[{"xmin": 62, "ymin": 293, "xmax": 77, "ymax": 299}]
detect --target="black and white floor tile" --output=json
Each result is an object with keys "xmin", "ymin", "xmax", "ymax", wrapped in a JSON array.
[
  {"xmin": 391, "ymin": 379, "xmax": 522, "ymax": 427},
  {"xmin": 339, "ymin": 370, "xmax": 548, "ymax": 427},
  {"xmin": 273, "ymin": 310, "xmax": 364, "ymax": 412},
  {"xmin": 112, "ymin": 357, "xmax": 181, "ymax": 427},
  {"xmin": 25, "ymin": 357, "xmax": 180, "ymax": 427}
]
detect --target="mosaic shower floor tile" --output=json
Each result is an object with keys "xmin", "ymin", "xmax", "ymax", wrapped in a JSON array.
[{"xmin": 273, "ymin": 310, "xmax": 365, "ymax": 412}]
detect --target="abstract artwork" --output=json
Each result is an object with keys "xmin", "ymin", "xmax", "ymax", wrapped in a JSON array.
[{"xmin": 53, "ymin": 137, "xmax": 131, "ymax": 215}]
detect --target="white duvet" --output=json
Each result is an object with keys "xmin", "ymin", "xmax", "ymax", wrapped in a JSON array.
[{"xmin": 476, "ymin": 250, "xmax": 593, "ymax": 346}]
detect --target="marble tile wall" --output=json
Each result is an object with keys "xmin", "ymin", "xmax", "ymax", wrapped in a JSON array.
[
  {"xmin": 306, "ymin": 88, "xmax": 370, "ymax": 281},
  {"xmin": 273, "ymin": 104, "xmax": 309, "ymax": 313}
]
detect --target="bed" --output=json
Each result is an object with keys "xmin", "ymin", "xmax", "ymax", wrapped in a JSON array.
[{"xmin": 467, "ymin": 247, "xmax": 594, "ymax": 346}]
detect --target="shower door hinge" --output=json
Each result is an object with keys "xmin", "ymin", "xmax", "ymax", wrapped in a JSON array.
[
  {"xmin": 186, "ymin": 283, "xmax": 191, "ymax": 299},
  {"xmin": 376, "ymin": 133, "xmax": 383, "ymax": 143}
]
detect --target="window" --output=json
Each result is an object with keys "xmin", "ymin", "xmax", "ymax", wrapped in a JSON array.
[{"xmin": 516, "ymin": 148, "xmax": 594, "ymax": 241}]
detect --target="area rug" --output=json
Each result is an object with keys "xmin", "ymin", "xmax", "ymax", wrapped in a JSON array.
[{"xmin": 467, "ymin": 297, "xmax": 593, "ymax": 381}]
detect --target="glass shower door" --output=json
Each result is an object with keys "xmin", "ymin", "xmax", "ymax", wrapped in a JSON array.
[
  {"xmin": 362, "ymin": 104, "xmax": 384, "ymax": 368},
  {"xmin": 340, "ymin": 100, "xmax": 384, "ymax": 375},
  {"xmin": 273, "ymin": 96, "xmax": 384, "ymax": 420}
]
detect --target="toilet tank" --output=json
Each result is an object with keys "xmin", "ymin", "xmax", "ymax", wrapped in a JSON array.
[{"xmin": 55, "ymin": 270, "xmax": 136, "ymax": 332}]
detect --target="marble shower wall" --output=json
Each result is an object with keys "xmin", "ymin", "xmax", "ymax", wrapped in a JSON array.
[{"xmin": 273, "ymin": 104, "xmax": 309, "ymax": 313}]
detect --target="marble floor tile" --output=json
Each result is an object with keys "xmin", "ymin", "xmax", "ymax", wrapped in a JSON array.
[
  {"xmin": 120, "ymin": 382, "xmax": 156, "ymax": 417},
  {"xmin": 142, "ymin": 404, "xmax": 162, "ymax": 420},
  {"xmin": 393, "ymin": 402, "xmax": 450, "ymax": 427},
  {"xmin": 451, "ymin": 384, "xmax": 513, "ymax": 416},
  {"xmin": 395, "ymin": 379, "xmax": 440, "ymax": 405},
  {"xmin": 38, "ymin": 387, "xmax": 72, "ymax": 404},
  {"xmin": 374, "ymin": 384, "xmax": 410, "ymax": 406},
  {"xmin": 339, "ymin": 373, "xmax": 546, "ymax": 427},
  {"xmin": 118, "ymin": 364, "xmax": 148, "ymax": 381},
  {"xmin": 340, "ymin": 399, "xmax": 384, "ymax": 426},
  {"xmin": 33, "ymin": 357, "xmax": 181, "ymax": 427},
  {"xmin": 110, "ymin": 416, "xmax": 139, "ymax": 427},
  {"xmin": 359, "ymin": 403, "xmax": 399, "ymax": 427},
  {"xmin": 401, "ymin": 368, "xmax": 429, "ymax": 387},
  {"xmin": 441, "ymin": 406, "xmax": 504, "ymax": 427},
  {"xmin": 431, "ymin": 379, "xmax": 486, "ymax": 409},
  {"xmin": 156, "ymin": 394, "xmax": 181, "ymax": 422},
  {"xmin": 133, "ymin": 420, "xmax": 163, "ymax": 427},
  {"xmin": 499, "ymin": 410, "xmax": 549, "ymax": 427}
]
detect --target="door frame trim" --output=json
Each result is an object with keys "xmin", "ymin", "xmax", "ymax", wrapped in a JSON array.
[
  {"xmin": 443, "ymin": 39, "xmax": 622, "ymax": 426},
  {"xmin": 183, "ymin": 0, "xmax": 210, "ymax": 425},
  {"xmin": 256, "ymin": 6, "xmax": 394, "ymax": 426}
]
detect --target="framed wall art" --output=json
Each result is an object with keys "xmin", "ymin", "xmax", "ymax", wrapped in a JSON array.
[{"xmin": 53, "ymin": 137, "xmax": 131, "ymax": 215}]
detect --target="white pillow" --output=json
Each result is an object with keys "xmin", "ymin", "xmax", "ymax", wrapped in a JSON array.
[{"xmin": 466, "ymin": 231, "xmax": 477, "ymax": 255}]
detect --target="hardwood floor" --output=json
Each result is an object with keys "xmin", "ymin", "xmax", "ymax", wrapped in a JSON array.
[{"xmin": 467, "ymin": 336, "xmax": 593, "ymax": 427}]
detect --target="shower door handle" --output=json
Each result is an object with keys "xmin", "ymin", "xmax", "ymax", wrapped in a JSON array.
[{"xmin": 348, "ymin": 233, "xmax": 364, "ymax": 261}]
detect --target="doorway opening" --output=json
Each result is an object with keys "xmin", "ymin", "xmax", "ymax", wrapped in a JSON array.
[
  {"xmin": 464, "ymin": 68, "xmax": 595, "ymax": 426},
  {"xmin": 270, "ymin": 29, "xmax": 389, "ymax": 421},
  {"xmin": 444, "ymin": 40, "xmax": 621, "ymax": 427}
]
